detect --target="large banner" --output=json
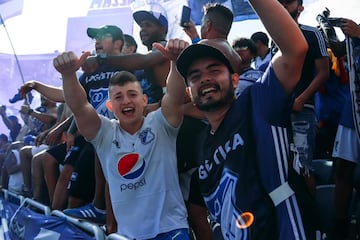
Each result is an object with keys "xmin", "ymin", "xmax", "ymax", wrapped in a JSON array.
[
  {"xmin": 0, "ymin": 0, "xmax": 257, "ymax": 137},
  {"xmin": 189, "ymin": 0, "xmax": 258, "ymax": 25},
  {"xmin": 0, "ymin": 0, "xmax": 24, "ymax": 21}
]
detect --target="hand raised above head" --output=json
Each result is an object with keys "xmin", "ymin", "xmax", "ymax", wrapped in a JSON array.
[
  {"xmin": 183, "ymin": 21, "xmax": 199, "ymax": 40},
  {"xmin": 341, "ymin": 18, "xmax": 360, "ymax": 38},
  {"xmin": 153, "ymin": 39, "xmax": 190, "ymax": 61},
  {"xmin": 53, "ymin": 51, "xmax": 91, "ymax": 78},
  {"xmin": 20, "ymin": 81, "xmax": 35, "ymax": 97}
]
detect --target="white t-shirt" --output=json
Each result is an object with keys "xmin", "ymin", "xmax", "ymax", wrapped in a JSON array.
[{"xmin": 91, "ymin": 109, "xmax": 188, "ymax": 239}]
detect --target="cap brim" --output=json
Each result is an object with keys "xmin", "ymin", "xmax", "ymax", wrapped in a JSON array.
[
  {"xmin": 87, "ymin": 27, "xmax": 101, "ymax": 38},
  {"xmin": 133, "ymin": 11, "xmax": 158, "ymax": 26},
  {"xmin": 176, "ymin": 44, "xmax": 234, "ymax": 82}
]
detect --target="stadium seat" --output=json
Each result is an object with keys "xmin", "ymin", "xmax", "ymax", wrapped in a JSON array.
[{"xmin": 315, "ymin": 184, "xmax": 358, "ymax": 238}]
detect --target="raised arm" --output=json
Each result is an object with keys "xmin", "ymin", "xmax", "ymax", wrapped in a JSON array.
[
  {"xmin": 53, "ymin": 52, "xmax": 100, "ymax": 140},
  {"xmin": 293, "ymin": 57, "xmax": 329, "ymax": 112},
  {"xmin": 81, "ymin": 51, "xmax": 169, "ymax": 88},
  {"xmin": 250, "ymin": 0, "xmax": 308, "ymax": 93},
  {"xmin": 20, "ymin": 80, "xmax": 65, "ymax": 103},
  {"xmin": 153, "ymin": 39, "xmax": 189, "ymax": 128},
  {"xmin": 341, "ymin": 18, "xmax": 360, "ymax": 39},
  {"xmin": 0, "ymin": 105, "xmax": 16, "ymax": 131}
]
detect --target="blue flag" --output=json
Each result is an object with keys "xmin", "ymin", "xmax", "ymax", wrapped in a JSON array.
[{"xmin": 189, "ymin": 0, "xmax": 258, "ymax": 25}]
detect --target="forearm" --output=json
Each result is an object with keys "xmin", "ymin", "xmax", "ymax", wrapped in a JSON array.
[
  {"xmin": 297, "ymin": 72, "xmax": 329, "ymax": 105},
  {"xmin": 0, "ymin": 114, "xmax": 13, "ymax": 129},
  {"xmin": 250, "ymin": 0, "xmax": 306, "ymax": 56},
  {"xmin": 67, "ymin": 118, "xmax": 78, "ymax": 136},
  {"xmin": 106, "ymin": 52, "xmax": 165, "ymax": 70},
  {"xmin": 62, "ymin": 73, "xmax": 89, "ymax": 116},
  {"xmin": 29, "ymin": 110, "xmax": 57, "ymax": 125},
  {"xmin": 49, "ymin": 115, "xmax": 73, "ymax": 134},
  {"xmin": 31, "ymin": 81, "xmax": 65, "ymax": 102},
  {"xmin": 163, "ymin": 62, "xmax": 186, "ymax": 107},
  {"xmin": 62, "ymin": 73, "xmax": 99, "ymax": 139}
]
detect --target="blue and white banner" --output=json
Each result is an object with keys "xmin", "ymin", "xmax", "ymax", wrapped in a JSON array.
[
  {"xmin": 189, "ymin": 0, "xmax": 258, "ymax": 25},
  {"xmin": 0, "ymin": 197, "xmax": 95, "ymax": 240}
]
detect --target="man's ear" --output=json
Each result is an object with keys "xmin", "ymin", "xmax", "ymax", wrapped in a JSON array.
[
  {"xmin": 231, "ymin": 73, "xmax": 240, "ymax": 90},
  {"xmin": 116, "ymin": 40, "xmax": 124, "ymax": 51},
  {"xmin": 298, "ymin": 5, "xmax": 304, "ymax": 13},
  {"xmin": 106, "ymin": 100, "xmax": 113, "ymax": 112},
  {"xmin": 143, "ymin": 94, "xmax": 148, "ymax": 105},
  {"xmin": 186, "ymin": 87, "xmax": 194, "ymax": 102}
]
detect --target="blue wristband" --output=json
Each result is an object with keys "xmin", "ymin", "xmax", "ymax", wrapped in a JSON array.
[{"xmin": 192, "ymin": 37, "xmax": 201, "ymax": 44}]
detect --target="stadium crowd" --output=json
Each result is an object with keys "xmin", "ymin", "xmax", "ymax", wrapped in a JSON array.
[{"xmin": 1, "ymin": 0, "xmax": 360, "ymax": 239}]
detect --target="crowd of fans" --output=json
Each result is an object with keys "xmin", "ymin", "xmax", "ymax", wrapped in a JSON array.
[{"xmin": 0, "ymin": 0, "xmax": 359, "ymax": 239}]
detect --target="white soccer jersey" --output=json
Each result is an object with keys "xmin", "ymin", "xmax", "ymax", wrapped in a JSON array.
[{"xmin": 91, "ymin": 109, "xmax": 188, "ymax": 239}]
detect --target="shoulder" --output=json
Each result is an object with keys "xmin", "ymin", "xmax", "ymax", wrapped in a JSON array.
[
  {"xmin": 299, "ymin": 24, "xmax": 320, "ymax": 32},
  {"xmin": 300, "ymin": 24, "xmax": 325, "ymax": 42}
]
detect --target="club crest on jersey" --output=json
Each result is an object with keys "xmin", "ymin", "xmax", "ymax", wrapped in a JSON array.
[
  {"xmin": 139, "ymin": 128, "xmax": 155, "ymax": 144},
  {"xmin": 89, "ymin": 88, "xmax": 108, "ymax": 108},
  {"xmin": 117, "ymin": 153, "xmax": 145, "ymax": 179}
]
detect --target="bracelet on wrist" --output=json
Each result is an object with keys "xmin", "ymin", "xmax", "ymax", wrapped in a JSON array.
[{"xmin": 192, "ymin": 37, "xmax": 201, "ymax": 44}]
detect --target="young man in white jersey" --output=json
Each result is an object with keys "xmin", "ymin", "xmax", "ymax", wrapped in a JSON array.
[{"xmin": 53, "ymin": 53, "xmax": 190, "ymax": 238}]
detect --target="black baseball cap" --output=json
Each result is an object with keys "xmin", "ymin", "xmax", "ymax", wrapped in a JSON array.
[
  {"xmin": 176, "ymin": 39, "xmax": 242, "ymax": 81},
  {"xmin": 87, "ymin": 25, "xmax": 124, "ymax": 41}
]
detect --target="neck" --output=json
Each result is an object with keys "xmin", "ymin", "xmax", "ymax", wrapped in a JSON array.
[
  {"xmin": 260, "ymin": 47, "xmax": 269, "ymax": 58},
  {"xmin": 204, "ymin": 105, "xmax": 231, "ymax": 134},
  {"xmin": 120, "ymin": 116, "xmax": 144, "ymax": 135},
  {"xmin": 205, "ymin": 32, "xmax": 227, "ymax": 40}
]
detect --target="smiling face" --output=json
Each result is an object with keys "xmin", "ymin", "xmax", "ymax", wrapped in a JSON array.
[
  {"xmin": 108, "ymin": 80, "xmax": 147, "ymax": 133},
  {"xmin": 138, "ymin": 20, "xmax": 166, "ymax": 49},
  {"xmin": 186, "ymin": 57, "xmax": 236, "ymax": 112}
]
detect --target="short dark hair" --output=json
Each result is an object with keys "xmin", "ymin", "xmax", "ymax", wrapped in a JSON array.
[
  {"xmin": 109, "ymin": 71, "xmax": 140, "ymax": 87},
  {"xmin": 250, "ymin": 31, "xmax": 269, "ymax": 46},
  {"xmin": 124, "ymin": 34, "xmax": 138, "ymax": 52},
  {"xmin": 203, "ymin": 3, "xmax": 233, "ymax": 37},
  {"xmin": 232, "ymin": 37, "xmax": 257, "ymax": 56}
]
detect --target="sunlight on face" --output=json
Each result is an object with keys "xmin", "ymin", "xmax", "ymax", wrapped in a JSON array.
[
  {"xmin": 187, "ymin": 57, "xmax": 235, "ymax": 112},
  {"xmin": 109, "ymin": 82, "xmax": 147, "ymax": 127}
]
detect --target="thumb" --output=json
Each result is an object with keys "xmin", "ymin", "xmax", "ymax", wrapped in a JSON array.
[
  {"xmin": 153, "ymin": 42, "xmax": 166, "ymax": 56},
  {"xmin": 79, "ymin": 51, "xmax": 91, "ymax": 66}
]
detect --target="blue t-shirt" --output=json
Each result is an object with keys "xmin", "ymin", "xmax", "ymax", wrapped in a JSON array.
[{"xmin": 79, "ymin": 65, "xmax": 122, "ymax": 119}]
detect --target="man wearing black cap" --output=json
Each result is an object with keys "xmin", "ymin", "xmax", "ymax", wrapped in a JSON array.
[{"xmin": 154, "ymin": 0, "xmax": 310, "ymax": 238}]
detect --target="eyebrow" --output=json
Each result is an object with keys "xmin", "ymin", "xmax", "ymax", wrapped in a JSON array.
[{"xmin": 187, "ymin": 62, "xmax": 224, "ymax": 77}]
